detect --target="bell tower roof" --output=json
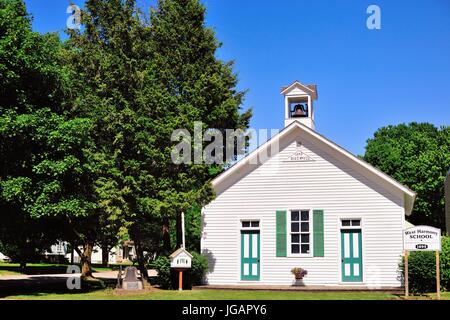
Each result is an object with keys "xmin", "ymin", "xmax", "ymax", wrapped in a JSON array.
[{"xmin": 280, "ymin": 81, "xmax": 318, "ymax": 99}]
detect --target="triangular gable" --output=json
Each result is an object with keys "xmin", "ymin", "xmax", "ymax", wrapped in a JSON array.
[
  {"xmin": 169, "ymin": 247, "xmax": 193, "ymax": 259},
  {"xmin": 280, "ymin": 81, "xmax": 318, "ymax": 99},
  {"xmin": 212, "ymin": 121, "xmax": 416, "ymax": 215}
]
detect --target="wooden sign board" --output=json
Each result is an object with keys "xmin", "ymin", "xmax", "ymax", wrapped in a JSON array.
[{"xmin": 404, "ymin": 226, "xmax": 441, "ymax": 252}]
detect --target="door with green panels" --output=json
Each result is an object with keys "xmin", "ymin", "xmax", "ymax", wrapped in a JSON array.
[
  {"xmin": 241, "ymin": 230, "xmax": 260, "ymax": 281},
  {"xmin": 341, "ymin": 229, "xmax": 363, "ymax": 282}
]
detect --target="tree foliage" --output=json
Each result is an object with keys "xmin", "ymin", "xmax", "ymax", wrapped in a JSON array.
[
  {"xmin": 0, "ymin": 0, "xmax": 102, "ymax": 274},
  {"xmin": 364, "ymin": 123, "xmax": 450, "ymax": 230},
  {"xmin": 0, "ymin": 0, "xmax": 251, "ymax": 279},
  {"xmin": 61, "ymin": 0, "xmax": 252, "ymax": 282}
]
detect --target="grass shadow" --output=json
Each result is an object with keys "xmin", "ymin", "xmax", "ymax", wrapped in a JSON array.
[{"xmin": 0, "ymin": 276, "xmax": 118, "ymax": 299}]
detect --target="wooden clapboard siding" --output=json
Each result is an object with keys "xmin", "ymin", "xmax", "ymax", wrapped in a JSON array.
[{"xmin": 201, "ymin": 129, "xmax": 405, "ymax": 287}]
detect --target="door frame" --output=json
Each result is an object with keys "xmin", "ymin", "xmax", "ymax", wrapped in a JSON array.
[
  {"xmin": 339, "ymin": 218, "xmax": 364, "ymax": 283},
  {"xmin": 240, "ymin": 229, "xmax": 260, "ymax": 281}
]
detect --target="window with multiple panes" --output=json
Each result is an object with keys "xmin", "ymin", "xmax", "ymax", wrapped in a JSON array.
[
  {"xmin": 241, "ymin": 220, "xmax": 260, "ymax": 228},
  {"xmin": 341, "ymin": 219, "xmax": 361, "ymax": 227},
  {"xmin": 290, "ymin": 210, "xmax": 310, "ymax": 255}
]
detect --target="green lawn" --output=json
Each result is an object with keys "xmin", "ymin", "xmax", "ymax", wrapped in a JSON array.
[
  {"xmin": 0, "ymin": 262, "xmax": 132, "ymax": 276},
  {"xmin": 5, "ymin": 289, "xmax": 401, "ymax": 300}
]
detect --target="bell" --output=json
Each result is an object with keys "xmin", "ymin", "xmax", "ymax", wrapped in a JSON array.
[{"xmin": 292, "ymin": 104, "xmax": 307, "ymax": 117}]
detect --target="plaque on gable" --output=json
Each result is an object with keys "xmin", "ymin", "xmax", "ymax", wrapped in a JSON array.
[
  {"xmin": 285, "ymin": 142, "xmax": 313, "ymax": 162},
  {"xmin": 170, "ymin": 247, "xmax": 193, "ymax": 269}
]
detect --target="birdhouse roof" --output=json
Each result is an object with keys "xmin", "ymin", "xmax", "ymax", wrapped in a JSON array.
[{"xmin": 169, "ymin": 247, "xmax": 193, "ymax": 259}]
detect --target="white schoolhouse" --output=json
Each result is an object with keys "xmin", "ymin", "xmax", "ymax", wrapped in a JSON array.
[{"xmin": 200, "ymin": 81, "xmax": 416, "ymax": 288}]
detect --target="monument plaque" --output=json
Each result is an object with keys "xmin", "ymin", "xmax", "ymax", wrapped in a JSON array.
[{"xmin": 122, "ymin": 266, "xmax": 143, "ymax": 290}]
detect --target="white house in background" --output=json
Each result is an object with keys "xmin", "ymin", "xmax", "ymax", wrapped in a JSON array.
[
  {"xmin": 0, "ymin": 242, "xmax": 135, "ymax": 265},
  {"xmin": 0, "ymin": 252, "xmax": 9, "ymax": 262},
  {"xmin": 43, "ymin": 241, "xmax": 136, "ymax": 264},
  {"xmin": 201, "ymin": 81, "xmax": 416, "ymax": 288}
]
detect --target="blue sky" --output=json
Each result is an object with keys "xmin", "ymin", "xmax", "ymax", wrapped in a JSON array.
[{"xmin": 24, "ymin": 0, "xmax": 450, "ymax": 155}]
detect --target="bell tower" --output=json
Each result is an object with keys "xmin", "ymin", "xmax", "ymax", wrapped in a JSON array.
[{"xmin": 281, "ymin": 81, "xmax": 318, "ymax": 130}]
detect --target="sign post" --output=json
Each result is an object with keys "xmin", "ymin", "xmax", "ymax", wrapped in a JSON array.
[
  {"xmin": 179, "ymin": 270, "xmax": 183, "ymax": 291},
  {"xmin": 436, "ymin": 251, "xmax": 441, "ymax": 300},
  {"xmin": 403, "ymin": 226, "xmax": 441, "ymax": 299},
  {"xmin": 404, "ymin": 250, "xmax": 409, "ymax": 297},
  {"xmin": 170, "ymin": 212, "xmax": 193, "ymax": 291},
  {"xmin": 170, "ymin": 248, "xmax": 193, "ymax": 291}
]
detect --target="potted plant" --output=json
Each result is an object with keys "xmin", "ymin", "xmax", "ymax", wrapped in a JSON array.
[{"xmin": 291, "ymin": 267, "xmax": 308, "ymax": 280}]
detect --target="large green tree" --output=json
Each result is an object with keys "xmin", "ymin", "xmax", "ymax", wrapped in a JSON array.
[
  {"xmin": 147, "ymin": 0, "xmax": 251, "ymax": 252},
  {"xmin": 1, "ymin": 0, "xmax": 252, "ymax": 281},
  {"xmin": 65, "ymin": 0, "xmax": 155, "ymax": 279},
  {"xmin": 0, "ymin": 0, "xmax": 104, "ymax": 276},
  {"xmin": 364, "ymin": 123, "xmax": 450, "ymax": 231},
  {"xmin": 66, "ymin": 0, "xmax": 251, "ymax": 284},
  {"xmin": 0, "ymin": 0, "xmax": 61, "ymax": 266}
]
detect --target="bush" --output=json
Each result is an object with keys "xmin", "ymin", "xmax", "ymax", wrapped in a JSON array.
[
  {"xmin": 151, "ymin": 255, "xmax": 172, "ymax": 289},
  {"xmin": 400, "ymin": 235, "xmax": 450, "ymax": 294},
  {"xmin": 151, "ymin": 251, "xmax": 208, "ymax": 290},
  {"xmin": 405, "ymin": 251, "xmax": 436, "ymax": 294},
  {"xmin": 440, "ymin": 236, "xmax": 450, "ymax": 290},
  {"xmin": 190, "ymin": 251, "xmax": 208, "ymax": 286}
]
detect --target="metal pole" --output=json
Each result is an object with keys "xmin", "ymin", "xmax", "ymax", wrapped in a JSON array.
[
  {"xmin": 181, "ymin": 211, "xmax": 186, "ymax": 248},
  {"xmin": 405, "ymin": 250, "xmax": 409, "ymax": 298},
  {"xmin": 436, "ymin": 251, "xmax": 441, "ymax": 300}
]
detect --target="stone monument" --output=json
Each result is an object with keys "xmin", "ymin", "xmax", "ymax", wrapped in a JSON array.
[{"xmin": 121, "ymin": 266, "xmax": 143, "ymax": 290}]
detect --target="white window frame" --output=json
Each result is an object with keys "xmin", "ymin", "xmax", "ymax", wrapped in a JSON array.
[
  {"xmin": 287, "ymin": 209, "xmax": 313, "ymax": 257},
  {"xmin": 340, "ymin": 218, "xmax": 362, "ymax": 230},
  {"xmin": 240, "ymin": 219, "xmax": 260, "ymax": 231}
]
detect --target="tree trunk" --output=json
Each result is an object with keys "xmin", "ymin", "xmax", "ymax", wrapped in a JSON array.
[
  {"xmin": 162, "ymin": 217, "xmax": 171, "ymax": 253},
  {"xmin": 19, "ymin": 260, "xmax": 26, "ymax": 271},
  {"xmin": 80, "ymin": 242, "xmax": 94, "ymax": 279},
  {"xmin": 101, "ymin": 244, "xmax": 109, "ymax": 267},
  {"xmin": 134, "ymin": 239, "xmax": 151, "ymax": 288}
]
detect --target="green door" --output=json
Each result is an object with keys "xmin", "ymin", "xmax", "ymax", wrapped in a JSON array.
[
  {"xmin": 241, "ymin": 230, "xmax": 260, "ymax": 281},
  {"xmin": 341, "ymin": 229, "xmax": 363, "ymax": 282}
]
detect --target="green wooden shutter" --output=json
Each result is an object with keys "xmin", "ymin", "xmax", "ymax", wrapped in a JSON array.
[
  {"xmin": 276, "ymin": 210, "xmax": 287, "ymax": 257},
  {"xmin": 313, "ymin": 209, "xmax": 324, "ymax": 257}
]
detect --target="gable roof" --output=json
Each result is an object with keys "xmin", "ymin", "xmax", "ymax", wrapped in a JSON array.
[
  {"xmin": 212, "ymin": 121, "xmax": 416, "ymax": 215},
  {"xmin": 169, "ymin": 247, "xmax": 193, "ymax": 259},
  {"xmin": 280, "ymin": 81, "xmax": 318, "ymax": 99}
]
